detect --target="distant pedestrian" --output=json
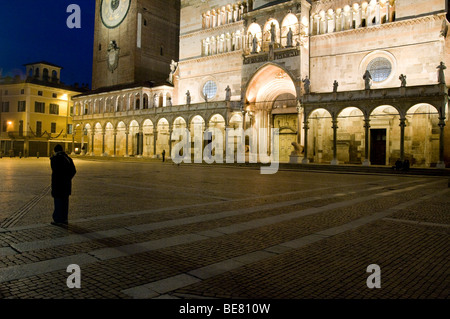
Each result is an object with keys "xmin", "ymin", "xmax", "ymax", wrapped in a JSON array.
[
  {"xmin": 50, "ymin": 144, "xmax": 76, "ymax": 227},
  {"xmin": 402, "ymin": 159, "xmax": 410, "ymax": 172},
  {"xmin": 162, "ymin": 149, "xmax": 166, "ymax": 162}
]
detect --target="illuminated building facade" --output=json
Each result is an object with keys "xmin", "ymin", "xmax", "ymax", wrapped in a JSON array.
[
  {"xmin": 0, "ymin": 62, "xmax": 86, "ymax": 157},
  {"xmin": 73, "ymin": 0, "xmax": 450, "ymax": 167}
]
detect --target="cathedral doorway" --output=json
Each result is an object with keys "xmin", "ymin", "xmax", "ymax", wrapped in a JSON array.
[
  {"xmin": 370, "ymin": 129, "xmax": 387, "ymax": 165},
  {"xmin": 244, "ymin": 63, "xmax": 299, "ymax": 162}
]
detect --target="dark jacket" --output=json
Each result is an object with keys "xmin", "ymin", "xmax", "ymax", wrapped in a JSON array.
[{"xmin": 50, "ymin": 151, "xmax": 76, "ymax": 198}]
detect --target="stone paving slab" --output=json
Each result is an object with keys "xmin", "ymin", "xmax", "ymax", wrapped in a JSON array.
[{"xmin": 0, "ymin": 159, "xmax": 448, "ymax": 303}]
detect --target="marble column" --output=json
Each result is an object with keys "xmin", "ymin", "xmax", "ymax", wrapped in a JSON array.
[
  {"xmin": 363, "ymin": 118, "xmax": 371, "ymax": 166},
  {"xmin": 125, "ymin": 130, "xmax": 129, "ymax": 157},
  {"xmin": 113, "ymin": 131, "xmax": 117, "ymax": 157},
  {"xmin": 153, "ymin": 128, "xmax": 158, "ymax": 158},
  {"xmin": 331, "ymin": 119, "xmax": 339, "ymax": 165},
  {"xmin": 399, "ymin": 118, "xmax": 406, "ymax": 161},
  {"xmin": 302, "ymin": 119, "xmax": 309, "ymax": 164},
  {"xmin": 101, "ymin": 129, "xmax": 106, "ymax": 156},
  {"xmin": 91, "ymin": 131, "xmax": 95, "ymax": 156},
  {"xmin": 437, "ymin": 118, "xmax": 446, "ymax": 168}
]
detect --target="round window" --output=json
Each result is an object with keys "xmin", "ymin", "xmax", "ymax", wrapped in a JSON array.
[
  {"xmin": 366, "ymin": 57, "xmax": 392, "ymax": 82},
  {"xmin": 202, "ymin": 80, "xmax": 217, "ymax": 100}
]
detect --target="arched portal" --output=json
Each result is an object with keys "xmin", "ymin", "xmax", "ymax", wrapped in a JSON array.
[
  {"xmin": 245, "ymin": 64, "xmax": 299, "ymax": 162},
  {"xmin": 369, "ymin": 105, "xmax": 400, "ymax": 166}
]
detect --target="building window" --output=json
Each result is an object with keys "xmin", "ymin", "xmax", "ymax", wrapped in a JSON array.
[
  {"xmin": 50, "ymin": 103, "xmax": 60, "ymax": 115},
  {"xmin": 367, "ymin": 57, "xmax": 392, "ymax": 82},
  {"xmin": 18, "ymin": 101, "xmax": 26, "ymax": 112},
  {"xmin": 2, "ymin": 121, "xmax": 6, "ymax": 132},
  {"xmin": 4, "ymin": 90, "xmax": 8, "ymax": 95},
  {"xmin": 36, "ymin": 121, "xmax": 42, "ymax": 136},
  {"xmin": 52, "ymin": 93, "xmax": 57, "ymax": 98},
  {"xmin": 67, "ymin": 124, "xmax": 73, "ymax": 135},
  {"xmin": 202, "ymin": 80, "xmax": 218, "ymax": 100},
  {"xmin": 1, "ymin": 102, "xmax": 9, "ymax": 112},
  {"xmin": 35, "ymin": 102, "xmax": 45, "ymax": 113},
  {"xmin": 51, "ymin": 123, "xmax": 56, "ymax": 133},
  {"xmin": 70, "ymin": 106, "xmax": 74, "ymax": 116},
  {"xmin": 21, "ymin": 89, "xmax": 25, "ymax": 94},
  {"xmin": 38, "ymin": 90, "xmax": 43, "ymax": 96}
]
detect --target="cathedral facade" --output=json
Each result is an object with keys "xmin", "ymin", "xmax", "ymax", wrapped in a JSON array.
[{"xmin": 73, "ymin": 0, "xmax": 450, "ymax": 167}]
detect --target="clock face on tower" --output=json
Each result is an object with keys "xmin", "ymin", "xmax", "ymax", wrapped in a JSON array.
[{"xmin": 101, "ymin": 0, "xmax": 131, "ymax": 29}]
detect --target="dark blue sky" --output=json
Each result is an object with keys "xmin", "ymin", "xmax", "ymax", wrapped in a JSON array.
[{"xmin": 0, "ymin": 0, "xmax": 96, "ymax": 87}]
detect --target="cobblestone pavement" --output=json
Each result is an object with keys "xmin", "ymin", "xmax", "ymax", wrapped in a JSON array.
[{"xmin": 0, "ymin": 157, "xmax": 448, "ymax": 306}]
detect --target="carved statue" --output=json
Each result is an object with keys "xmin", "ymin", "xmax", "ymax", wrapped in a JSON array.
[
  {"xmin": 286, "ymin": 28, "xmax": 293, "ymax": 47},
  {"xmin": 270, "ymin": 23, "xmax": 276, "ymax": 43},
  {"xmin": 252, "ymin": 35, "xmax": 258, "ymax": 54},
  {"xmin": 168, "ymin": 60, "xmax": 178, "ymax": 84},
  {"xmin": 186, "ymin": 90, "xmax": 191, "ymax": 105},
  {"xmin": 302, "ymin": 76, "xmax": 311, "ymax": 94},
  {"xmin": 437, "ymin": 62, "xmax": 446, "ymax": 84},
  {"xmin": 225, "ymin": 85, "xmax": 231, "ymax": 101},
  {"xmin": 363, "ymin": 70, "xmax": 372, "ymax": 90},
  {"xmin": 291, "ymin": 142, "xmax": 304, "ymax": 156},
  {"xmin": 333, "ymin": 80, "xmax": 338, "ymax": 92},
  {"xmin": 399, "ymin": 74, "xmax": 407, "ymax": 87}
]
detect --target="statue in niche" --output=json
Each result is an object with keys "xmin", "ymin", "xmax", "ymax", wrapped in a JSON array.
[
  {"xmin": 399, "ymin": 74, "xmax": 407, "ymax": 87},
  {"xmin": 270, "ymin": 23, "xmax": 276, "ymax": 43},
  {"xmin": 225, "ymin": 85, "xmax": 231, "ymax": 101},
  {"xmin": 437, "ymin": 62, "xmax": 446, "ymax": 84},
  {"xmin": 302, "ymin": 76, "xmax": 311, "ymax": 94},
  {"xmin": 252, "ymin": 35, "xmax": 258, "ymax": 54},
  {"xmin": 186, "ymin": 90, "xmax": 191, "ymax": 105},
  {"xmin": 363, "ymin": 70, "xmax": 372, "ymax": 90},
  {"xmin": 333, "ymin": 80, "xmax": 339, "ymax": 92},
  {"xmin": 286, "ymin": 28, "xmax": 293, "ymax": 47}
]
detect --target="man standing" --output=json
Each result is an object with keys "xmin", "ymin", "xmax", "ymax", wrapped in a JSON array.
[
  {"xmin": 50, "ymin": 144, "xmax": 76, "ymax": 227},
  {"xmin": 162, "ymin": 149, "xmax": 166, "ymax": 162}
]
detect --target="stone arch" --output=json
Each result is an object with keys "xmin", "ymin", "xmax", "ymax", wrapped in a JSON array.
[
  {"xmin": 245, "ymin": 63, "xmax": 299, "ymax": 106},
  {"xmin": 307, "ymin": 108, "xmax": 333, "ymax": 163},
  {"xmin": 405, "ymin": 103, "xmax": 441, "ymax": 167},
  {"xmin": 143, "ymin": 93, "xmax": 149, "ymax": 109},
  {"xmin": 247, "ymin": 22, "xmax": 262, "ymax": 53},
  {"xmin": 337, "ymin": 107, "xmax": 366, "ymax": 164},
  {"xmin": 281, "ymin": 13, "xmax": 299, "ymax": 47},
  {"xmin": 156, "ymin": 118, "xmax": 170, "ymax": 156},
  {"xmin": 115, "ymin": 121, "xmax": 127, "ymax": 157},
  {"xmin": 229, "ymin": 113, "xmax": 244, "ymax": 129}
]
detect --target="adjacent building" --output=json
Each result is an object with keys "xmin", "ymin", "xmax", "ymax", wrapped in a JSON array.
[
  {"xmin": 0, "ymin": 62, "xmax": 86, "ymax": 157},
  {"xmin": 73, "ymin": 0, "xmax": 450, "ymax": 167}
]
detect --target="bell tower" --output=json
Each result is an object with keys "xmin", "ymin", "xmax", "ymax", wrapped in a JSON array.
[{"xmin": 92, "ymin": 0, "xmax": 180, "ymax": 90}]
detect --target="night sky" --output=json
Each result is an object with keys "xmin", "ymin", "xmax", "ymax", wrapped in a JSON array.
[
  {"xmin": 0, "ymin": 0, "xmax": 96, "ymax": 88},
  {"xmin": 0, "ymin": 1, "xmax": 449, "ymax": 90}
]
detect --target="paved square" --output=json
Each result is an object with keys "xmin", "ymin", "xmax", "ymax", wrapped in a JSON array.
[{"xmin": 0, "ymin": 157, "xmax": 448, "ymax": 301}]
